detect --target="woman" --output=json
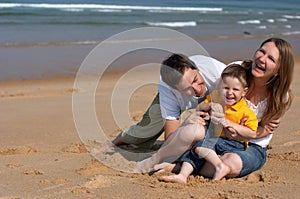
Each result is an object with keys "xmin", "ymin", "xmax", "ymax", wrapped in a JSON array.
[{"xmin": 155, "ymin": 37, "xmax": 295, "ymax": 180}]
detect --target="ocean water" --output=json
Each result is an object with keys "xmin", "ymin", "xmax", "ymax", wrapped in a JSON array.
[
  {"xmin": 0, "ymin": 0, "xmax": 299, "ymax": 79},
  {"xmin": 1, "ymin": 0, "xmax": 300, "ymax": 45}
]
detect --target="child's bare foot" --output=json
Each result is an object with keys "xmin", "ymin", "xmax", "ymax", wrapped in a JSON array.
[
  {"xmin": 213, "ymin": 163, "xmax": 231, "ymax": 180},
  {"xmin": 159, "ymin": 174, "xmax": 187, "ymax": 184}
]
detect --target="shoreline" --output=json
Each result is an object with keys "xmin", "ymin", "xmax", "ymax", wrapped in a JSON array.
[
  {"xmin": 1, "ymin": 32, "xmax": 300, "ymax": 49},
  {"xmin": 1, "ymin": 35, "xmax": 299, "ymax": 82}
]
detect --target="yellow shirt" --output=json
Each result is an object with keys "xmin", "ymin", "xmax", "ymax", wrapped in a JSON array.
[
  {"xmin": 221, "ymin": 98, "xmax": 258, "ymax": 144},
  {"xmin": 205, "ymin": 95, "xmax": 258, "ymax": 147}
]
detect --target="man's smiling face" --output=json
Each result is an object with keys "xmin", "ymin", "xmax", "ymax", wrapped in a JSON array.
[{"xmin": 176, "ymin": 68, "xmax": 207, "ymax": 97}]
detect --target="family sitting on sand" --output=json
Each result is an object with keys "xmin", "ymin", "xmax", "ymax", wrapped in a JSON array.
[{"xmin": 112, "ymin": 37, "xmax": 294, "ymax": 183}]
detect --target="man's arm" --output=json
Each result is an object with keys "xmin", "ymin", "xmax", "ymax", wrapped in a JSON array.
[{"xmin": 164, "ymin": 110, "xmax": 209, "ymax": 140}]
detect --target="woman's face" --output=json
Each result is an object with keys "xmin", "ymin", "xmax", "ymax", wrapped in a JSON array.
[{"xmin": 252, "ymin": 41, "xmax": 280, "ymax": 81}]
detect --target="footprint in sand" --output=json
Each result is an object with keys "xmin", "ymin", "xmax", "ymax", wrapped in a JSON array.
[
  {"xmin": 51, "ymin": 178, "xmax": 70, "ymax": 185},
  {"xmin": 245, "ymin": 172, "xmax": 264, "ymax": 182},
  {"xmin": 23, "ymin": 169, "xmax": 44, "ymax": 175},
  {"xmin": 0, "ymin": 146, "xmax": 37, "ymax": 155},
  {"xmin": 76, "ymin": 160, "xmax": 112, "ymax": 176},
  {"xmin": 71, "ymin": 187, "xmax": 90, "ymax": 195},
  {"xmin": 39, "ymin": 178, "xmax": 70, "ymax": 188},
  {"xmin": 283, "ymin": 152, "xmax": 300, "ymax": 161},
  {"xmin": 282, "ymin": 140, "xmax": 300, "ymax": 147},
  {"xmin": 6, "ymin": 163, "xmax": 24, "ymax": 168},
  {"xmin": 84, "ymin": 175, "xmax": 114, "ymax": 189},
  {"xmin": 268, "ymin": 152, "xmax": 300, "ymax": 161},
  {"xmin": 61, "ymin": 143, "xmax": 88, "ymax": 153}
]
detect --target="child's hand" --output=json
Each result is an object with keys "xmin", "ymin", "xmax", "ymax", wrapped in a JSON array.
[{"xmin": 224, "ymin": 128, "xmax": 238, "ymax": 139}]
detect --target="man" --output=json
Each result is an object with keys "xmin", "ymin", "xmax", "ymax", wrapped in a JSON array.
[{"xmin": 112, "ymin": 54, "xmax": 226, "ymax": 149}]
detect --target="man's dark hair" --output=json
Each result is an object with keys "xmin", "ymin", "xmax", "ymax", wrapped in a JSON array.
[{"xmin": 160, "ymin": 54, "xmax": 197, "ymax": 88}]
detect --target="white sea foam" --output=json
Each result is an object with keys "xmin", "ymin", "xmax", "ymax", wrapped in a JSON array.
[
  {"xmin": 237, "ymin": 20, "xmax": 261, "ymax": 25},
  {"xmin": 61, "ymin": 8, "xmax": 84, "ymax": 12},
  {"xmin": 282, "ymin": 31, "xmax": 300, "ymax": 36},
  {"xmin": 93, "ymin": 9, "xmax": 132, "ymax": 13},
  {"xmin": 277, "ymin": 18, "xmax": 288, "ymax": 22},
  {"xmin": 282, "ymin": 15, "xmax": 300, "ymax": 19},
  {"xmin": 257, "ymin": 25, "xmax": 267, "ymax": 29},
  {"xmin": 267, "ymin": 19, "xmax": 275, "ymax": 23},
  {"xmin": 0, "ymin": 3, "xmax": 222, "ymax": 12},
  {"xmin": 284, "ymin": 25, "xmax": 292, "ymax": 28},
  {"xmin": 146, "ymin": 21, "xmax": 197, "ymax": 27}
]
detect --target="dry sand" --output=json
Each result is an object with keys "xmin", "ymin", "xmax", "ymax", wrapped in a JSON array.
[{"xmin": 0, "ymin": 53, "xmax": 299, "ymax": 199}]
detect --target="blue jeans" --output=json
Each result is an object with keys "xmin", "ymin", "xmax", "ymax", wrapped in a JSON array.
[{"xmin": 180, "ymin": 137, "xmax": 267, "ymax": 177}]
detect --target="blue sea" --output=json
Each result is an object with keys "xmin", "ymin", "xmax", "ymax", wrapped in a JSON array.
[{"xmin": 0, "ymin": 0, "xmax": 300, "ymax": 80}]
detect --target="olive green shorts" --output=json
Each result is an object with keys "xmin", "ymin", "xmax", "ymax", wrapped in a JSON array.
[{"xmin": 119, "ymin": 94, "xmax": 165, "ymax": 148}]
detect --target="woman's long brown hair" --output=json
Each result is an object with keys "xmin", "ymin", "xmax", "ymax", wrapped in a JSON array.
[{"xmin": 243, "ymin": 38, "xmax": 294, "ymax": 124}]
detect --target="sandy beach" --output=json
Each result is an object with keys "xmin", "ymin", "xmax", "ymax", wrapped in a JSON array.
[{"xmin": 0, "ymin": 37, "xmax": 300, "ymax": 198}]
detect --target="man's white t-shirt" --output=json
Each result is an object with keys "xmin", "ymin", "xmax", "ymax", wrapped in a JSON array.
[{"xmin": 158, "ymin": 55, "xmax": 226, "ymax": 120}]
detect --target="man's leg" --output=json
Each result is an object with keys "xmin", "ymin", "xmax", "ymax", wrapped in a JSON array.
[
  {"xmin": 134, "ymin": 123, "xmax": 205, "ymax": 172},
  {"xmin": 112, "ymin": 94, "xmax": 164, "ymax": 148}
]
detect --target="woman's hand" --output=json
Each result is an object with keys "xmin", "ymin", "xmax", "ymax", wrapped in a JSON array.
[{"xmin": 263, "ymin": 118, "xmax": 280, "ymax": 133}]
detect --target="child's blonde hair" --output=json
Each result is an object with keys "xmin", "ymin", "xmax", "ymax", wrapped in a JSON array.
[{"xmin": 221, "ymin": 63, "xmax": 249, "ymax": 88}]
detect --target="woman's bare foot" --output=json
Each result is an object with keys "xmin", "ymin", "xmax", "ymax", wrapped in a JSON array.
[
  {"xmin": 213, "ymin": 163, "xmax": 231, "ymax": 180},
  {"xmin": 159, "ymin": 174, "xmax": 187, "ymax": 183}
]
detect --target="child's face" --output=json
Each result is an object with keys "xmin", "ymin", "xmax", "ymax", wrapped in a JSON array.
[{"xmin": 221, "ymin": 76, "xmax": 247, "ymax": 106}]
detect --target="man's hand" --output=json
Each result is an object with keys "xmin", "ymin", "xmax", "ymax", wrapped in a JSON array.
[
  {"xmin": 182, "ymin": 110, "xmax": 209, "ymax": 126},
  {"xmin": 210, "ymin": 102, "xmax": 224, "ymax": 113},
  {"xmin": 209, "ymin": 102, "xmax": 225, "ymax": 125}
]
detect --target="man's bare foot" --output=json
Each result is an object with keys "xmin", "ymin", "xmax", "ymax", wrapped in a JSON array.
[
  {"xmin": 153, "ymin": 162, "xmax": 176, "ymax": 173},
  {"xmin": 154, "ymin": 162, "xmax": 182, "ymax": 173},
  {"xmin": 133, "ymin": 157, "xmax": 158, "ymax": 173},
  {"xmin": 213, "ymin": 163, "xmax": 231, "ymax": 180},
  {"xmin": 159, "ymin": 174, "xmax": 187, "ymax": 184}
]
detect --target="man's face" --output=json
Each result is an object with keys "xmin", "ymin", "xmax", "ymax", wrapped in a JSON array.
[{"xmin": 176, "ymin": 68, "xmax": 206, "ymax": 97}]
